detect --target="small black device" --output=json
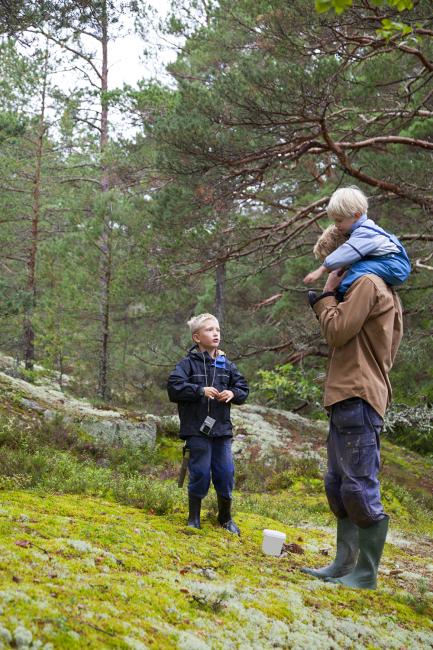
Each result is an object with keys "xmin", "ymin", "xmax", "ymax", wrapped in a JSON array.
[{"xmin": 199, "ymin": 416, "xmax": 216, "ymax": 436}]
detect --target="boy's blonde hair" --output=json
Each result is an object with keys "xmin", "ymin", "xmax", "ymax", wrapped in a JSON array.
[
  {"xmin": 313, "ymin": 225, "xmax": 346, "ymax": 261},
  {"xmin": 187, "ymin": 313, "xmax": 218, "ymax": 336},
  {"xmin": 327, "ymin": 186, "xmax": 368, "ymax": 220}
]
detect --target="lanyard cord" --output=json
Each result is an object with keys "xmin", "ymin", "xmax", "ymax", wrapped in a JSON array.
[{"xmin": 202, "ymin": 352, "xmax": 217, "ymax": 414}]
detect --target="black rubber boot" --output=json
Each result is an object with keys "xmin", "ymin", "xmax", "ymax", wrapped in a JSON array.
[
  {"xmin": 217, "ymin": 494, "xmax": 240, "ymax": 535},
  {"xmin": 301, "ymin": 517, "xmax": 359, "ymax": 580},
  {"xmin": 187, "ymin": 494, "xmax": 202, "ymax": 529},
  {"xmin": 327, "ymin": 515, "xmax": 389, "ymax": 589}
]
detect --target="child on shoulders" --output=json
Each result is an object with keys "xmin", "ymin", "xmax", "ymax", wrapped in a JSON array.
[{"xmin": 304, "ymin": 186, "xmax": 411, "ymax": 299}]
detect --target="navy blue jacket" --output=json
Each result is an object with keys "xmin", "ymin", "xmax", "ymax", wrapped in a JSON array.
[{"xmin": 167, "ymin": 346, "xmax": 249, "ymax": 438}]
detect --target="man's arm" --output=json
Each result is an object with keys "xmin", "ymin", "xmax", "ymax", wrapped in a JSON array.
[{"xmin": 313, "ymin": 275, "xmax": 379, "ymax": 348}]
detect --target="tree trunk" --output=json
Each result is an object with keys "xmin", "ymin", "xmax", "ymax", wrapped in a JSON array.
[
  {"xmin": 215, "ymin": 262, "xmax": 226, "ymax": 326},
  {"xmin": 97, "ymin": 0, "xmax": 112, "ymax": 401},
  {"xmin": 23, "ymin": 43, "xmax": 49, "ymax": 370}
]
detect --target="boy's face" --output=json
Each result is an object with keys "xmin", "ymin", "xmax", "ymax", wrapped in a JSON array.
[
  {"xmin": 193, "ymin": 318, "xmax": 220, "ymax": 351},
  {"xmin": 334, "ymin": 211, "xmax": 361, "ymax": 234}
]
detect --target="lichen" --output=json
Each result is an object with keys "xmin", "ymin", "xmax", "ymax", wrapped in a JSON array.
[{"xmin": 0, "ymin": 490, "xmax": 431, "ymax": 648}]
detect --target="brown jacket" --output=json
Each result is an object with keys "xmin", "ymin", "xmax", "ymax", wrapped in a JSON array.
[{"xmin": 313, "ymin": 274, "xmax": 403, "ymax": 417}]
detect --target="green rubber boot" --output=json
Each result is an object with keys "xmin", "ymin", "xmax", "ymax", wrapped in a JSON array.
[
  {"xmin": 327, "ymin": 515, "xmax": 389, "ymax": 589},
  {"xmin": 301, "ymin": 517, "xmax": 359, "ymax": 580}
]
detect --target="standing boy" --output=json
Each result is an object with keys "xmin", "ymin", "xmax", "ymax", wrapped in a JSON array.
[{"xmin": 167, "ymin": 313, "xmax": 249, "ymax": 534}]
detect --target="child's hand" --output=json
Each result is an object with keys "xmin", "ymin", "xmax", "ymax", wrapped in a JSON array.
[
  {"xmin": 303, "ymin": 267, "xmax": 324, "ymax": 285},
  {"xmin": 204, "ymin": 387, "xmax": 220, "ymax": 399},
  {"xmin": 217, "ymin": 390, "xmax": 234, "ymax": 403}
]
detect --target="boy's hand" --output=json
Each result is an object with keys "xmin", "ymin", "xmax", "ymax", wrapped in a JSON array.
[
  {"xmin": 204, "ymin": 387, "xmax": 220, "ymax": 399},
  {"xmin": 303, "ymin": 267, "xmax": 325, "ymax": 285},
  {"xmin": 217, "ymin": 390, "xmax": 234, "ymax": 403}
]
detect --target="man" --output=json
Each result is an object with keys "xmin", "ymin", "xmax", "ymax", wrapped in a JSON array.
[{"xmin": 302, "ymin": 270, "xmax": 403, "ymax": 589}]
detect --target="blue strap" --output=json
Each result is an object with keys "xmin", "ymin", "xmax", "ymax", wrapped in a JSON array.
[{"xmin": 358, "ymin": 224, "xmax": 405, "ymax": 255}]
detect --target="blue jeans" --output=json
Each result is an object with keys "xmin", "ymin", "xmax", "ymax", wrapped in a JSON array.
[
  {"xmin": 186, "ymin": 436, "xmax": 234, "ymax": 499},
  {"xmin": 325, "ymin": 398, "xmax": 385, "ymax": 528}
]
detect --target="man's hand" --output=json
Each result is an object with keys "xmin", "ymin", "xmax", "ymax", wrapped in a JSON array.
[
  {"xmin": 323, "ymin": 269, "xmax": 346, "ymax": 293},
  {"xmin": 303, "ymin": 266, "xmax": 325, "ymax": 285},
  {"xmin": 217, "ymin": 390, "xmax": 234, "ymax": 403},
  {"xmin": 204, "ymin": 387, "xmax": 220, "ymax": 399}
]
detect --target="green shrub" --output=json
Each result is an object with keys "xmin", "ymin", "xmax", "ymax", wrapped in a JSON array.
[
  {"xmin": 384, "ymin": 404, "xmax": 433, "ymax": 455},
  {"xmin": 111, "ymin": 474, "xmax": 182, "ymax": 514},
  {"xmin": 253, "ymin": 363, "xmax": 323, "ymax": 415},
  {"xmin": 235, "ymin": 444, "xmax": 322, "ymax": 493},
  {"xmin": 39, "ymin": 453, "xmax": 112, "ymax": 496},
  {"xmin": 0, "ymin": 413, "xmax": 183, "ymax": 515}
]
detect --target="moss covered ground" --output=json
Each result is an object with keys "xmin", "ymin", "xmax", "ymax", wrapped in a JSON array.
[
  {"xmin": 0, "ymin": 486, "xmax": 432, "ymax": 649},
  {"xmin": 0, "ymin": 378, "xmax": 432, "ymax": 649}
]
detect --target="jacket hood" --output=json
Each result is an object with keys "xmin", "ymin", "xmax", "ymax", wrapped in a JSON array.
[{"xmin": 188, "ymin": 345, "xmax": 225, "ymax": 363}]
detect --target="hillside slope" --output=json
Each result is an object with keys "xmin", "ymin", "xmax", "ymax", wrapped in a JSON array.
[
  {"xmin": 0, "ymin": 490, "xmax": 432, "ymax": 649},
  {"xmin": 0, "ymin": 367, "xmax": 432, "ymax": 648}
]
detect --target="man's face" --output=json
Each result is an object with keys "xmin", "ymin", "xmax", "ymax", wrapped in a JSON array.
[{"xmin": 194, "ymin": 319, "xmax": 220, "ymax": 350}]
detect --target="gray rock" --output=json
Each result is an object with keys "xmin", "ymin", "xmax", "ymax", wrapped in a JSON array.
[
  {"xmin": 231, "ymin": 403, "xmax": 327, "ymax": 461},
  {"xmin": 20, "ymin": 398, "xmax": 45, "ymax": 413},
  {"xmin": 80, "ymin": 416, "xmax": 156, "ymax": 447}
]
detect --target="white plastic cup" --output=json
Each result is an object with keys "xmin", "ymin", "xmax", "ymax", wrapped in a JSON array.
[{"xmin": 262, "ymin": 529, "xmax": 286, "ymax": 556}]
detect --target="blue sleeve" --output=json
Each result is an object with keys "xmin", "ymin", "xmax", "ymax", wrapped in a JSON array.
[
  {"xmin": 228, "ymin": 362, "xmax": 249, "ymax": 405},
  {"xmin": 324, "ymin": 236, "xmax": 379, "ymax": 270},
  {"xmin": 167, "ymin": 359, "xmax": 203, "ymax": 403}
]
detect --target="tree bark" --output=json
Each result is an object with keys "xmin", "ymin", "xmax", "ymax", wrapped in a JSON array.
[
  {"xmin": 23, "ymin": 42, "xmax": 48, "ymax": 370},
  {"xmin": 97, "ymin": 0, "xmax": 112, "ymax": 401},
  {"xmin": 215, "ymin": 262, "xmax": 226, "ymax": 326}
]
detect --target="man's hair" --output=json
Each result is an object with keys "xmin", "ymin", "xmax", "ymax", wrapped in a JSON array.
[
  {"xmin": 187, "ymin": 313, "xmax": 218, "ymax": 335},
  {"xmin": 327, "ymin": 185, "xmax": 368, "ymax": 220},
  {"xmin": 313, "ymin": 225, "xmax": 346, "ymax": 261}
]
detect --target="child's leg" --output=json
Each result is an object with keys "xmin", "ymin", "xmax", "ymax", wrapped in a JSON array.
[
  {"xmin": 210, "ymin": 437, "xmax": 234, "ymax": 498},
  {"xmin": 339, "ymin": 253, "xmax": 411, "ymax": 299},
  {"xmin": 187, "ymin": 436, "xmax": 212, "ymax": 498},
  {"xmin": 210, "ymin": 437, "xmax": 239, "ymax": 534}
]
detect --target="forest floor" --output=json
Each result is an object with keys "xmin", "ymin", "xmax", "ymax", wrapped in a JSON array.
[
  {"xmin": 0, "ymin": 371, "xmax": 432, "ymax": 648},
  {"xmin": 0, "ymin": 489, "xmax": 432, "ymax": 649}
]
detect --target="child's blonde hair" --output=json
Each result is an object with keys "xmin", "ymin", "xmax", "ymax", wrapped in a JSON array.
[
  {"xmin": 313, "ymin": 225, "xmax": 346, "ymax": 261},
  {"xmin": 327, "ymin": 186, "xmax": 368, "ymax": 220},
  {"xmin": 187, "ymin": 313, "xmax": 218, "ymax": 336}
]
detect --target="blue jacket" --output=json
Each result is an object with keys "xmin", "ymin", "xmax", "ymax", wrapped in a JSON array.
[
  {"xmin": 324, "ymin": 216, "xmax": 400, "ymax": 270},
  {"xmin": 167, "ymin": 346, "xmax": 249, "ymax": 438},
  {"xmin": 324, "ymin": 216, "xmax": 411, "ymax": 299}
]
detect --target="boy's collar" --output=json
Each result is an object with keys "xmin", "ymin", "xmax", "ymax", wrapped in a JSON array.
[
  {"xmin": 350, "ymin": 213, "xmax": 368, "ymax": 233},
  {"xmin": 189, "ymin": 344, "xmax": 224, "ymax": 361},
  {"xmin": 189, "ymin": 344, "xmax": 214, "ymax": 356}
]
